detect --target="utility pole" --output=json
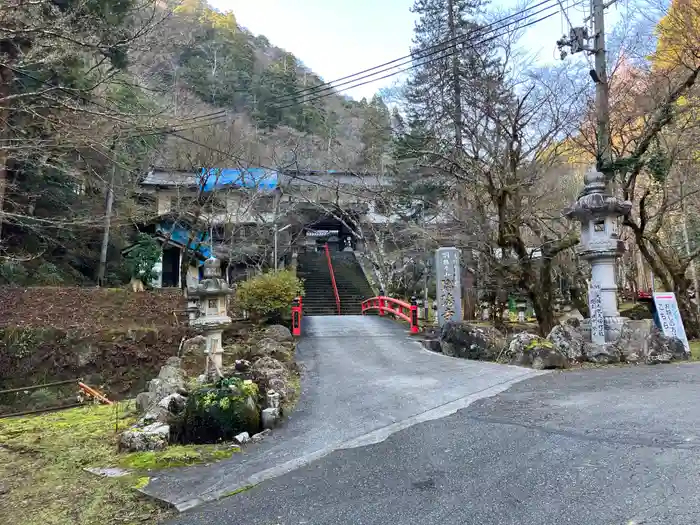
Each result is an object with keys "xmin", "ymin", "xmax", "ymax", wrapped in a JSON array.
[
  {"xmin": 97, "ymin": 140, "xmax": 117, "ymax": 286},
  {"xmin": 557, "ymin": 0, "xmax": 614, "ymax": 184}
]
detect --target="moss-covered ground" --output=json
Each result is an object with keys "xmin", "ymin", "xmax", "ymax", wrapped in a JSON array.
[{"xmin": 0, "ymin": 401, "xmax": 240, "ymax": 525}]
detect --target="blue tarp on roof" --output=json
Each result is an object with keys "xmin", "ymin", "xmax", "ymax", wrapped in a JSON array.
[
  {"xmin": 156, "ymin": 220, "xmax": 212, "ymax": 259},
  {"xmin": 199, "ymin": 168, "xmax": 278, "ymax": 192}
]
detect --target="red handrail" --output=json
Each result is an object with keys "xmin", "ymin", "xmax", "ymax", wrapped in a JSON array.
[
  {"xmin": 361, "ymin": 295, "xmax": 419, "ymax": 333},
  {"xmin": 324, "ymin": 244, "xmax": 341, "ymax": 315}
]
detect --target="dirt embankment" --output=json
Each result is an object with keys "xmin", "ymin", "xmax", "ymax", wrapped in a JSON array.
[{"xmin": 0, "ymin": 287, "xmax": 195, "ymax": 409}]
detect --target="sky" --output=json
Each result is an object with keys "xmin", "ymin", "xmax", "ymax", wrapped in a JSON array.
[{"xmin": 208, "ymin": 0, "xmax": 626, "ymax": 101}]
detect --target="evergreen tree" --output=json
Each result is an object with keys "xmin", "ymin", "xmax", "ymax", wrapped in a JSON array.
[
  {"xmin": 360, "ymin": 94, "xmax": 392, "ymax": 171},
  {"xmin": 406, "ymin": 0, "xmax": 500, "ymax": 151}
]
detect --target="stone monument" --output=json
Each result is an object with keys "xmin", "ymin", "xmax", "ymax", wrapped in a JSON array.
[
  {"xmin": 564, "ymin": 167, "xmax": 632, "ymax": 343},
  {"xmin": 188, "ymin": 257, "xmax": 233, "ymax": 378},
  {"xmin": 435, "ymin": 247, "xmax": 462, "ymax": 327}
]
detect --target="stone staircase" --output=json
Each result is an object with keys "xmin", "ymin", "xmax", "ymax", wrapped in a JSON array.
[{"xmin": 297, "ymin": 251, "xmax": 374, "ymax": 316}]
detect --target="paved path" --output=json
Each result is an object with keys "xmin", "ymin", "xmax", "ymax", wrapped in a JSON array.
[
  {"xmin": 166, "ymin": 362, "xmax": 700, "ymax": 524},
  {"xmin": 144, "ymin": 315, "xmax": 541, "ymax": 510}
]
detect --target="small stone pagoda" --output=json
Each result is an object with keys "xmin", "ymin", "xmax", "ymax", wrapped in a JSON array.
[
  {"xmin": 564, "ymin": 167, "xmax": 632, "ymax": 344},
  {"xmin": 188, "ymin": 257, "xmax": 233, "ymax": 377}
]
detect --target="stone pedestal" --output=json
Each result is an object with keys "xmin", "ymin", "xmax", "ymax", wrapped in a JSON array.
[{"xmin": 564, "ymin": 168, "xmax": 632, "ymax": 344}]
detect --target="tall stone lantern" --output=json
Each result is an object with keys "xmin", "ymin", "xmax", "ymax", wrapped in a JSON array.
[
  {"xmin": 189, "ymin": 257, "xmax": 233, "ymax": 377},
  {"xmin": 564, "ymin": 168, "xmax": 632, "ymax": 343}
]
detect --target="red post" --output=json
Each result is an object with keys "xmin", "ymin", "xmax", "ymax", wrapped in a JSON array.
[
  {"xmin": 379, "ymin": 289, "xmax": 385, "ymax": 316},
  {"xmin": 292, "ymin": 297, "xmax": 302, "ymax": 337},
  {"xmin": 410, "ymin": 295, "xmax": 419, "ymax": 334}
]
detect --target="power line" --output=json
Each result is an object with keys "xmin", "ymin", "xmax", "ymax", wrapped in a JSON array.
[
  {"xmin": 274, "ymin": 0, "xmax": 564, "ymax": 105},
  {"xmin": 270, "ymin": 7, "xmax": 568, "ymax": 112}
]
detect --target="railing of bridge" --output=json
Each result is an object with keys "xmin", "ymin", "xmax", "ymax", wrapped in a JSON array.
[
  {"xmin": 324, "ymin": 243, "xmax": 341, "ymax": 315},
  {"xmin": 361, "ymin": 294, "xmax": 419, "ymax": 334}
]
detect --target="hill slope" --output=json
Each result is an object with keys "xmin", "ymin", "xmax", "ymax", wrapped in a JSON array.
[{"xmin": 132, "ymin": 0, "xmax": 381, "ymax": 170}]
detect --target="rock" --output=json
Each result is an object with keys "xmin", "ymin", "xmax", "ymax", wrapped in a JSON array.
[
  {"xmin": 235, "ymin": 359, "xmax": 251, "ymax": 372},
  {"xmin": 252, "ymin": 338, "xmax": 294, "ymax": 362},
  {"xmin": 584, "ymin": 342, "xmax": 621, "ymax": 364},
  {"xmin": 84, "ymin": 467, "xmax": 131, "ymax": 478},
  {"xmin": 148, "ymin": 357, "xmax": 187, "ymax": 400},
  {"xmin": 612, "ymin": 319, "xmax": 653, "ymax": 363},
  {"xmin": 119, "ymin": 423, "xmax": 170, "ymax": 452},
  {"xmin": 267, "ymin": 390, "xmax": 280, "ymax": 409},
  {"xmin": 251, "ymin": 356, "xmax": 294, "ymax": 400},
  {"xmin": 182, "ymin": 335, "xmax": 207, "ymax": 354},
  {"xmin": 421, "ymin": 339, "xmax": 442, "ymax": 353},
  {"xmin": 644, "ymin": 328, "xmax": 689, "ymax": 364},
  {"xmin": 264, "ymin": 324, "xmax": 294, "ymax": 343},
  {"xmin": 165, "ymin": 356, "xmax": 182, "ymax": 367},
  {"xmin": 158, "ymin": 393, "xmax": 187, "ymax": 414},
  {"xmin": 508, "ymin": 332, "xmax": 569, "ymax": 369},
  {"xmin": 439, "ymin": 321, "xmax": 506, "ymax": 361},
  {"xmin": 251, "ymin": 429, "xmax": 270, "ymax": 443},
  {"xmin": 234, "ymin": 432, "xmax": 250, "ymax": 444},
  {"xmin": 135, "ymin": 391, "xmax": 156, "ymax": 413},
  {"xmin": 140, "ymin": 411, "xmax": 157, "ymax": 425},
  {"xmin": 262, "ymin": 407, "xmax": 280, "ymax": 429},
  {"xmin": 559, "ymin": 306, "xmax": 584, "ymax": 323},
  {"xmin": 547, "ymin": 323, "xmax": 585, "ymax": 362}
]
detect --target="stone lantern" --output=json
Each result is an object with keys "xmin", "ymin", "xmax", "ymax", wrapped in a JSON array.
[
  {"xmin": 564, "ymin": 168, "xmax": 632, "ymax": 343},
  {"xmin": 188, "ymin": 257, "xmax": 233, "ymax": 377}
]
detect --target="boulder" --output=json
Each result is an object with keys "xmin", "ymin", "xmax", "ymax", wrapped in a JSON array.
[
  {"xmin": 439, "ymin": 321, "xmax": 506, "ymax": 361},
  {"xmin": 547, "ymin": 323, "xmax": 585, "ymax": 362},
  {"xmin": 181, "ymin": 335, "xmax": 207, "ymax": 355},
  {"xmin": 119, "ymin": 422, "xmax": 170, "ymax": 452},
  {"xmin": 644, "ymin": 328, "xmax": 689, "ymax": 364},
  {"xmin": 158, "ymin": 392, "xmax": 187, "ymax": 414},
  {"xmin": 250, "ymin": 356, "xmax": 295, "ymax": 400},
  {"xmin": 147, "ymin": 357, "xmax": 186, "ymax": 400},
  {"xmin": 421, "ymin": 338, "xmax": 442, "ymax": 353},
  {"xmin": 584, "ymin": 342, "xmax": 622, "ymax": 364},
  {"xmin": 612, "ymin": 319, "xmax": 653, "ymax": 363},
  {"xmin": 508, "ymin": 332, "xmax": 569, "ymax": 370},
  {"xmin": 247, "ymin": 338, "xmax": 293, "ymax": 362},
  {"xmin": 135, "ymin": 391, "xmax": 156, "ymax": 413},
  {"xmin": 264, "ymin": 324, "xmax": 294, "ymax": 343}
]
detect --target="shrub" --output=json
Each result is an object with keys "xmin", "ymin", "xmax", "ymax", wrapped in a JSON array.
[
  {"xmin": 0, "ymin": 261, "xmax": 29, "ymax": 285},
  {"xmin": 236, "ymin": 270, "xmax": 304, "ymax": 321},
  {"xmin": 125, "ymin": 233, "xmax": 161, "ymax": 284},
  {"xmin": 32, "ymin": 262, "xmax": 64, "ymax": 285}
]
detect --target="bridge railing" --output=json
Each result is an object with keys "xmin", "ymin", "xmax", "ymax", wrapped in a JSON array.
[
  {"xmin": 361, "ymin": 294, "xmax": 419, "ymax": 334},
  {"xmin": 324, "ymin": 243, "xmax": 341, "ymax": 315}
]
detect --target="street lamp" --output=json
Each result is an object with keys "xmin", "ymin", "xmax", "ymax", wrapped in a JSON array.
[{"xmin": 274, "ymin": 223, "xmax": 292, "ymax": 271}]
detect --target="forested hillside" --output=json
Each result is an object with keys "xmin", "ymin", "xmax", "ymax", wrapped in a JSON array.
[{"xmin": 0, "ymin": 0, "xmax": 393, "ymax": 284}]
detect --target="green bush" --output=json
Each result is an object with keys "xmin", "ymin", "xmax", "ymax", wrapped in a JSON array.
[
  {"xmin": 0, "ymin": 261, "xmax": 29, "ymax": 285},
  {"xmin": 236, "ymin": 270, "xmax": 304, "ymax": 321},
  {"xmin": 125, "ymin": 233, "xmax": 161, "ymax": 284},
  {"xmin": 175, "ymin": 378, "xmax": 260, "ymax": 444},
  {"xmin": 32, "ymin": 262, "xmax": 64, "ymax": 285}
]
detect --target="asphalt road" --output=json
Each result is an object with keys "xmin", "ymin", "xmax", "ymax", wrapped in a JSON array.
[
  {"xmin": 166, "ymin": 361, "xmax": 700, "ymax": 525},
  {"xmin": 146, "ymin": 315, "xmax": 540, "ymax": 511}
]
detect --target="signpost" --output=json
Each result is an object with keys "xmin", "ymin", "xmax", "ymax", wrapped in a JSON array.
[
  {"xmin": 652, "ymin": 293, "xmax": 690, "ymax": 352},
  {"xmin": 589, "ymin": 282, "xmax": 605, "ymax": 345}
]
